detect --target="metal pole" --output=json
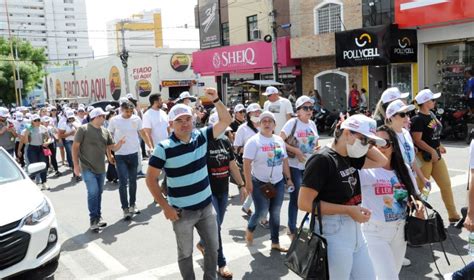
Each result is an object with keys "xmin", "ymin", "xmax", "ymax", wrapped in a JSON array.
[
  {"xmin": 15, "ymin": 34, "xmax": 22, "ymax": 101},
  {"xmin": 120, "ymin": 21, "xmax": 131, "ymax": 96},
  {"xmin": 4, "ymin": 0, "xmax": 20, "ymax": 106},
  {"xmin": 72, "ymin": 60, "xmax": 77, "ymax": 99},
  {"xmin": 270, "ymin": 0, "xmax": 279, "ymax": 82}
]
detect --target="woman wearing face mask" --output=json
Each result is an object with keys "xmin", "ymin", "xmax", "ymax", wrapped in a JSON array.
[
  {"xmin": 298, "ymin": 114, "xmax": 388, "ymax": 280},
  {"xmin": 243, "ymin": 111, "xmax": 293, "ymax": 252},
  {"xmin": 360, "ymin": 125, "xmax": 424, "ymax": 279},
  {"xmin": 234, "ymin": 103, "xmax": 261, "ymax": 217},
  {"xmin": 280, "ymin": 95, "xmax": 319, "ymax": 240},
  {"xmin": 411, "ymin": 89, "xmax": 460, "ymax": 222},
  {"xmin": 18, "ymin": 114, "xmax": 52, "ymax": 190}
]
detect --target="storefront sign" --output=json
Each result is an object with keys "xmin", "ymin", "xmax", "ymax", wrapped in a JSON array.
[
  {"xmin": 192, "ymin": 36, "xmax": 300, "ymax": 76},
  {"xmin": 161, "ymin": 80, "xmax": 196, "ymax": 87},
  {"xmin": 335, "ymin": 25, "xmax": 390, "ymax": 67},
  {"xmin": 389, "ymin": 27, "xmax": 417, "ymax": 63},
  {"xmin": 198, "ymin": 0, "xmax": 221, "ymax": 49},
  {"xmin": 395, "ymin": 0, "xmax": 474, "ymax": 28}
]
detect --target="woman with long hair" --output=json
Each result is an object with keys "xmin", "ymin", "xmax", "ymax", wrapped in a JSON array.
[
  {"xmin": 411, "ymin": 89, "xmax": 460, "ymax": 222},
  {"xmin": 360, "ymin": 125, "xmax": 424, "ymax": 279},
  {"xmin": 373, "ymin": 87, "xmax": 410, "ymax": 127},
  {"xmin": 298, "ymin": 114, "xmax": 388, "ymax": 279}
]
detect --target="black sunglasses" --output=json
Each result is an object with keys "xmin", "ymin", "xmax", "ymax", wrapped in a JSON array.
[
  {"xmin": 350, "ymin": 131, "xmax": 376, "ymax": 146},
  {"xmin": 33, "ymin": 119, "xmax": 41, "ymax": 122},
  {"xmin": 395, "ymin": 112, "xmax": 408, "ymax": 118},
  {"xmin": 298, "ymin": 106, "xmax": 313, "ymax": 112},
  {"xmin": 378, "ymin": 139, "xmax": 393, "ymax": 149},
  {"xmin": 237, "ymin": 110, "xmax": 246, "ymax": 114}
]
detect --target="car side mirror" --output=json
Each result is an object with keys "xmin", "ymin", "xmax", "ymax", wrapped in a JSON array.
[{"xmin": 26, "ymin": 162, "xmax": 47, "ymax": 177}]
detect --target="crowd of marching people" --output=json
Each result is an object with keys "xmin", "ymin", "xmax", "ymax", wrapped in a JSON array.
[{"xmin": 2, "ymin": 84, "xmax": 474, "ymax": 279}]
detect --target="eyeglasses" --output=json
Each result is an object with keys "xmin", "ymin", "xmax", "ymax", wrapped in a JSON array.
[
  {"xmin": 237, "ymin": 110, "xmax": 246, "ymax": 114},
  {"xmin": 350, "ymin": 131, "xmax": 376, "ymax": 146},
  {"xmin": 378, "ymin": 139, "xmax": 393, "ymax": 149},
  {"xmin": 395, "ymin": 112, "xmax": 408, "ymax": 118},
  {"xmin": 298, "ymin": 106, "xmax": 313, "ymax": 112},
  {"xmin": 33, "ymin": 119, "xmax": 41, "ymax": 122}
]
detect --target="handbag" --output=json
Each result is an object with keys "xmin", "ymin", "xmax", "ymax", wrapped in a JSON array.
[
  {"xmin": 405, "ymin": 200, "xmax": 446, "ymax": 245},
  {"xmin": 285, "ymin": 119, "xmax": 299, "ymax": 158},
  {"xmin": 260, "ymin": 142, "xmax": 277, "ymax": 199},
  {"xmin": 42, "ymin": 148, "xmax": 52, "ymax": 157},
  {"xmin": 285, "ymin": 199, "xmax": 329, "ymax": 279}
]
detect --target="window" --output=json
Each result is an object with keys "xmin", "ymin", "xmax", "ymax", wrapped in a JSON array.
[
  {"xmin": 64, "ymin": 7, "xmax": 74, "ymax": 11},
  {"xmin": 246, "ymin": 15, "xmax": 258, "ymax": 41},
  {"xmin": 65, "ymin": 23, "xmax": 76, "ymax": 27},
  {"xmin": 314, "ymin": 2, "xmax": 342, "ymax": 34},
  {"xmin": 67, "ymin": 38, "xmax": 77, "ymax": 42},
  {"xmin": 66, "ymin": 31, "xmax": 75, "ymax": 34},
  {"xmin": 362, "ymin": 0, "xmax": 394, "ymax": 27},
  {"xmin": 67, "ymin": 46, "xmax": 78, "ymax": 49},
  {"xmin": 64, "ymin": 0, "xmax": 74, "ymax": 3},
  {"xmin": 314, "ymin": 70, "xmax": 348, "ymax": 112},
  {"xmin": 65, "ymin": 15, "xmax": 75, "ymax": 19},
  {"xmin": 221, "ymin": 22, "xmax": 229, "ymax": 46}
]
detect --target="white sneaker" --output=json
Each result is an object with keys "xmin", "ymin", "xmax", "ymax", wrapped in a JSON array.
[
  {"xmin": 402, "ymin": 257, "xmax": 411, "ymax": 266},
  {"xmin": 39, "ymin": 183, "xmax": 49, "ymax": 190}
]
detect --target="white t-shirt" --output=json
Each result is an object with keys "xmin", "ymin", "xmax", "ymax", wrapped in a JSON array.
[
  {"xmin": 233, "ymin": 123, "xmax": 258, "ymax": 147},
  {"xmin": 243, "ymin": 133, "xmax": 288, "ymax": 184},
  {"xmin": 264, "ymin": 97, "xmax": 294, "ymax": 134},
  {"xmin": 396, "ymin": 128, "xmax": 415, "ymax": 166},
  {"xmin": 58, "ymin": 119, "xmax": 81, "ymax": 141},
  {"xmin": 470, "ymin": 140, "xmax": 474, "ymax": 169},
  {"xmin": 359, "ymin": 168, "xmax": 409, "ymax": 223},
  {"xmin": 281, "ymin": 118, "xmax": 319, "ymax": 170},
  {"xmin": 142, "ymin": 108, "xmax": 169, "ymax": 146},
  {"xmin": 108, "ymin": 114, "xmax": 142, "ymax": 156}
]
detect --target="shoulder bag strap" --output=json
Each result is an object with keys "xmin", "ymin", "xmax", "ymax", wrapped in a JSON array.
[
  {"xmin": 309, "ymin": 199, "xmax": 323, "ymax": 235},
  {"xmin": 290, "ymin": 118, "xmax": 298, "ymax": 137}
]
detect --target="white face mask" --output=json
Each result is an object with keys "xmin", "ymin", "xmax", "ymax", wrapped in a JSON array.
[
  {"xmin": 250, "ymin": 116, "xmax": 260, "ymax": 123},
  {"xmin": 346, "ymin": 137, "xmax": 369, "ymax": 158}
]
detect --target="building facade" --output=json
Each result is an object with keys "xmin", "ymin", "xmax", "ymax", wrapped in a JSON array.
[
  {"xmin": 0, "ymin": 0, "xmax": 93, "ymax": 66},
  {"xmin": 106, "ymin": 9, "xmax": 164, "ymax": 55}
]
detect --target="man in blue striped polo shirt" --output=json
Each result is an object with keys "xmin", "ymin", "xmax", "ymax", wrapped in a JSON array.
[{"xmin": 146, "ymin": 88, "xmax": 232, "ymax": 280}]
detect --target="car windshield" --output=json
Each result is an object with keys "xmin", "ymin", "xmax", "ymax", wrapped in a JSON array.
[{"xmin": 0, "ymin": 150, "xmax": 24, "ymax": 184}]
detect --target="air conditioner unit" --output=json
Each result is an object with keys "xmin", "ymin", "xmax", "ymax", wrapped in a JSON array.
[{"xmin": 251, "ymin": 29, "xmax": 261, "ymax": 40}]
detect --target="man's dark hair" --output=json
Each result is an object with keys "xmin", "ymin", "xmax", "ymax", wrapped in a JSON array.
[
  {"xmin": 121, "ymin": 101, "xmax": 135, "ymax": 110},
  {"xmin": 149, "ymin": 93, "xmax": 161, "ymax": 106}
]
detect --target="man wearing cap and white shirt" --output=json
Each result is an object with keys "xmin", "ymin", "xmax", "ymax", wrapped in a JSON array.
[
  {"xmin": 108, "ymin": 101, "xmax": 153, "ymax": 220},
  {"xmin": 374, "ymin": 87, "xmax": 410, "ymax": 127},
  {"xmin": 411, "ymin": 89, "xmax": 461, "ymax": 223},
  {"xmin": 73, "ymin": 108, "xmax": 125, "ymax": 231},
  {"xmin": 263, "ymin": 86, "xmax": 294, "ymax": 134},
  {"xmin": 58, "ymin": 110, "xmax": 82, "ymax": 182},
  {"xmin": 143, "ymin": 93, "xmax": 169, "ymax": 149},
  {"xmin": 146, "ymin": 88, "xmax": 232, "ymax": 280},
  {"xmin": 0, "ymin": 107, "xmax": 16, "ymax": 156}
]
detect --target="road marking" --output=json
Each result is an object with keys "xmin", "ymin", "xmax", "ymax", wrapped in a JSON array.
[
  {"xmin": 60, "ymin": 254, "xmax": 96, "ymax": 280},
  {"xmin": 117, "ymin": 234, "xmax": 292, "ymax": 279},
  {"xmin": 430, "ymin": 173, "xmax": 468, "ymax": 194}
]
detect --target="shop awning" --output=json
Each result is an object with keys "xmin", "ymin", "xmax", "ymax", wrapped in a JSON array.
[{"xmin": 236, "ymin": 80, "xmax": 284, "ymax": 86}]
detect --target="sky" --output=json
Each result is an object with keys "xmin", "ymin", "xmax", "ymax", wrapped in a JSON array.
[{"xmin": 85, "ymin": 0, "xmax": 199, "ymax": 56}]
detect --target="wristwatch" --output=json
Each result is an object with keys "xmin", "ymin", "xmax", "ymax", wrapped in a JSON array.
[{"xmin": 238, "ymin": 184, "xmax": 245, "ymax": 189}]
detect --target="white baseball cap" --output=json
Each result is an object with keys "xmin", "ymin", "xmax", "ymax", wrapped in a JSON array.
[
  {"xmin": 259, "ymin": 111, "xmax": 276, "ymax": 122},
  {"xmin": 31, "ymin": 114, "xmax": 41, "ymax": 121},
  {"xmin": 65, "ymin": 110, "xmax": 75, "ymax": 119},
  {"xmin": 386, "ymin": 100, "xmax": 415, "ymax": 119},
  {"xmin": 119, "ymin": 97, "xmax": 129, "ymax": 105},
  {"xmin": 168, "ymin": 104, "xmax": 193, "ymax": 121},
  {"xmin": 0, "ymin": 107, "xmax": 9, "ymax": 118},
  {"xmin": 87, "ymin": 105, "xmax": 95, "ymax": 113},
  {"xmin": 263, "ymin": 86, "xmax": 279, "ymax": 96},
  {"xmin": 340, "ymin": 114, "xmax": 386, "ymax": 147},
  {"xmin": 415, "ymin": 89, "xmax": 441, "ymax": 105},
  {"xmin": 41, "ymin": 116, "xmax": 51, "ymax": 123},
  {"xmin": 295, "ymin": 95, "xmax": 314, "ymax": 109},
  {"xmin": 105, "ymin": 104, "xmax": 115, "ymax": 112},
  {"xmin": 246, "ymin": 103, "xmax": 262, "ymax": 113},
  {"xmin": 208, "ymin": 112, "xmax": 219, "ymax": 125},
  {"xmin": 77, "ymin": 107, "xmax": 85, "ymax": 112},
  {"xmin": 89, "ymin": 108, "xmax": 108, "ymax": 119},
  {"xmin": 178, "ymin": 91, "xmax": 197, "ymax": 102},
  {"xmin": 126, "ymin": 93, "xmax": 137, "ymax": 101},
  {"xmin": 15, "ymin": 112, "xmax": 24, "ymax": 121},
  {"xmin": 381, "ymin": 87, "xmax": 410, "ymax": 104},
  {"xmin": 234, "ymin": 104, "xmax": 245, "ymax": 112}
]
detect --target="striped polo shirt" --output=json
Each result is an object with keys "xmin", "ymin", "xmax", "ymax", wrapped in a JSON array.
[{"xmin": 148, "ymin": 126, "xmax": 213, "ymax": 210}]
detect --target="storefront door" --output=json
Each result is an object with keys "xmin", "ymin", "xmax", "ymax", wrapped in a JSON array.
[
  {"xmin": 391, "ymin": 64, "xmax": 412, "ymax": 100},
  {"xmin": 314, "ymin": 70, "xmax": 348, "ymax": 113},
  {"xmin": 368, "ymin": 66, "xmax": 388, "ymax": 111}
]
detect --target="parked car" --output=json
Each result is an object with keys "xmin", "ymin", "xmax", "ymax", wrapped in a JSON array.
[{"xmin": 0, "ymin": 148, "xmax": 60, "ymax": 278}]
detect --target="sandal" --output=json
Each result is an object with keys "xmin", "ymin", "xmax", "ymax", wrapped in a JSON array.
[
  {"xmin": 196, "ymin": 243, "xmax": 205, "ymax": 255},
  {"xmin": 271, "ymin": 244, "xmax": 288, "ymax": 252},
  {"xmin": 245, "ymin": 229, "xmax": 253, "ymax": 245},
  {"xmin": 218, "ymin": 266, "xmax": 233, "ymax": 278}
]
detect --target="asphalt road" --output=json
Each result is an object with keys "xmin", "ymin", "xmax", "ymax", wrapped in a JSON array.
[{"xmin": 8, "ymin": 138, "xmax": 473, "ymax": 280}]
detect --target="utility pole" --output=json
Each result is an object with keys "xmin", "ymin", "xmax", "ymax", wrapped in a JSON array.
[
  {"xmin": 119, "ymin": 21, "xmax": 131, "ymax": 97},
  {"xmin": 270, "ymin": 0, "xmax": 279, "ymax": 82},
  {"xmin": 4, "ymin": 0, "xmax": 20, "ymax": 106}
]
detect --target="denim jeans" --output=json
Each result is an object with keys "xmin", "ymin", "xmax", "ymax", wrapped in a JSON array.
[
  {"xmin": 288, "ymin": 167, "xmax": 303, "ymax": 234},
  {"xmin": 248, "ymin": 177, "xmax": 285, "ymax": 244},
  {"xmin": 172, "ymin": 203, "xmax": 218, "ymax": 280},
  {"xmin": 115, "ymin": 152, "xmax": 138, "ymax": 209},
  {"xmin": 27, "ymin": 145, "xmax": 47, "ymax": 183},
  {"xmin": 452, "ymin": 261, "xmax": 474, "ymax": 280},
  {"xmin": 82, "ymin": 169, "xmax": 106, "ymax": 222},
  {"xmin": 315, "ymin": 214, "xmax": 376, "ymax": 280},
  {"xmin": 363, "ymin": 220, "xmax": 406, "ymax": 279},
  {"xmin": 63, "ymin": 140, "xmax": 74, "ymax": 169}
]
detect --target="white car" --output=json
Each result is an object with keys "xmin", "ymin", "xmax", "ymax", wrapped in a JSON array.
[{"xmin": 0, "ymin": 147, "xmax": 60, "ymax": 278}]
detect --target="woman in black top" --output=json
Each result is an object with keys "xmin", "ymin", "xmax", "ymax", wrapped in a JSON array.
[
  {"xmin": 298, "ymin": 114, "xmax": 387, "ymax": 280},
  {"xmin": 411, "ymin": 89, "xmax": 460, "ymax": 222}
]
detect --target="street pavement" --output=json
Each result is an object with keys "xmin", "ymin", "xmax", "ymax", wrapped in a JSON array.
[{"xmin": 8, "ymin": 137, "xmax": 474, "ymax": 280}]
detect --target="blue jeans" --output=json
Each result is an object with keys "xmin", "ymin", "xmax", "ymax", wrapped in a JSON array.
[
  {"xmin": 452, "ymin": 261, "xmax": 474, "ymax": 280},
  {"xmin": 82, "ymin": 169, "xmax": 106, "ymax": 222},
  {"xmin": 27, "ymin": 145, "xmax": 47, "ymax": 183},
  {"xmin": 316, "ymin": 215, "xmax": 376, "ymax": 280},
  {"xmin": 115, "ymin": 153, "xmax": 138, "ymax": 209},
  {"xmin": 288, "ymin": 167, "xmax": 303, "ymax": 234},
  {"xmin": 63, "ymin": 140, "xmax": 74, "ymax": 169},
  {"xmin": 248, "ymin": 177, "xmax": 285, "ymax": 244}
]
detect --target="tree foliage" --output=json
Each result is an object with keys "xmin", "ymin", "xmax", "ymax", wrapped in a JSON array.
[{"xmin": 0, "ymin": 37, "xmax": 47, "ymax": 105}]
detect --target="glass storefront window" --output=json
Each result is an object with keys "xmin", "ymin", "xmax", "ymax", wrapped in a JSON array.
[
  {"xmin": 391, "ymin": 64, "xmax": 412, "ymax": 99},
  {"xmin": 314, "ymin": 71, "xmax": 348, "ymax": 113},
  {"xmin": 426, "ymin": 42, "xmax": 474, "ymax": 109}
]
